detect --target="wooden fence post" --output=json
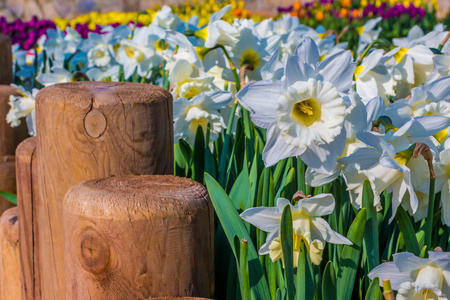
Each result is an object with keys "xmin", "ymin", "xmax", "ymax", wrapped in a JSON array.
[
  {"xmin": 16, "ymin": 137, "xmax": 39, "ymax": 300},
  {"xmin": 35, "ymin": 82, "xmax": 173, "ymax": 299},
  {"xmin": 63, "ymin": 175, "xmax": 214, "ymax": 299},
  {"xmin": 0, "ymin": 34, "xmax": 12, "ymax": 85},
  {"xmin": 0, "ymin": 207, "xmax": 20, "ymax": 300}
]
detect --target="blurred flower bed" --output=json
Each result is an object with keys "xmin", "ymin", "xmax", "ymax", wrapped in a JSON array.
[{"xmin": 1, "ymin": 0, "xmax": 449, "ymax": 51}]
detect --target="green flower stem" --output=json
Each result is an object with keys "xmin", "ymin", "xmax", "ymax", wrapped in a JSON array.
[
  {"xmin": 438, "ymin": 32, "xmax": 450, "ymax": 52},
  {"xmin": 131, "ymin": 11, "xmax": 149, "ymax": 39},
  {"xmin": 356, "ymin": 39, "xmax": 391, "ymax": 66},
  {"xmin": 424, "ymin": 177, "xmax": 436, "ymax": 250},
  {"xmin": 239, "ymin": 238, "xmax": 250, "ymax": 300}
]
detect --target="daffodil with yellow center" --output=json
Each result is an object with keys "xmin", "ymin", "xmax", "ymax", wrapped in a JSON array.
[
  {"xmin": 369, "ymin": 252, "xmax": 450, "ymax": 300},
  {"xmin": 277, "ymin": 78, "xmax": 346, "ymax": 148},
  {"xmin": 240, "ymin": 195, "xmax": 352, "ymax": 268},
  {"xmin": 240, "ymin": 49, "xmax": 261, "ymax": 69}
]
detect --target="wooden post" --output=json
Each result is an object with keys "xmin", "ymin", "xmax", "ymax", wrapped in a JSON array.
[
  {"xmin": 0, "ymin": 34, "xmax": 12, "ymax": 85},
  {"xmin": 35, "ymin": 82, "xmax": 173, "ymax": 299},
  {"xmin": 0, "ymin": 207, "xmax": 20, "ymax": 300},
  {"xmin": 63, "ymin": 175, "xmax": 214, "ymax": 299},
  {"xmin": 16, "ymin": 137, "xmax": 39, "ymax": 300}
]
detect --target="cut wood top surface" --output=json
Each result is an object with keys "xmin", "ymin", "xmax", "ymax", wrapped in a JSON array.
[
  {"xmin": 64, "ymin": 175, "xmax": 211, "ymax": 219},
  {"xmin": 36, "ymin": 82, "xmax": 172, "ymax": 108}
]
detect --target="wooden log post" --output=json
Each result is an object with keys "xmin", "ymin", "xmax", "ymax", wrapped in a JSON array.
[
  {"xmin": 15, "ymin": 137, "xmax": 39, "ymax": 300},
  {"xmin": 63, "ymin": 175, "xmax": 214, "ymax": 299},
  {"xmin": 0, "ymin": 34, "xmax": 12, "ymax": 85},
  {"xmin": 35, "ymin": 82, "xmax": 173, "ymax": 300},
  {"xmin": 0, "ymin": 207, "xmax": 20, "ymax": 300}
]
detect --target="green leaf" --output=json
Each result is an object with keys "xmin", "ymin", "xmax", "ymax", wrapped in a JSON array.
[
  {"xmin": 365, "ymin": 277, "xmax": 382, "ymax": 300},
  {"xmin": 280, "ymin": 205, "xmax": 295, "ymax": 300},
  {"xmin": 0, "ymin": 190, "xmax": 17, "ymax": 205},
  {"xmin": 322, "ymin": 262, "xmax": 336, "ymax": 300},
  {"xmin": 205, "ymin": 174, "xmax": 271, "ymax": 299},
  {"xmin": 396, "ymin": 206, "xmax": 420, "ymax": 256},
  {"xmin": 192, "ymin": 125, "xmax": 205, "ymax": 184},
  {"xmin": 362, "ymin": 181, "xmax": 380, "ymax": 271},
  {"xmin": 229, "ymin": 164, "xmax": 250, "ymax": 211},
  {"xmin": 337, "ymin": 208, "xmax": 367, "ymax": 300},
  {"xmin": 296, "ymin": 240, "xmax": 314, "ymax": 300}
]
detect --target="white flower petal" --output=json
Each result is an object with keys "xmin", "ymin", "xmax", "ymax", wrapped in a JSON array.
[
  {"xmin": 310, "ymin": 217, "xmax": 352, "ymax": 245},
  {"xmin": 236, "ymin": 80, "xmax": 282, "ymax": 128},
  {"xmin": 298, "ymin": 194, "xmax": 335, "ymax": 216},
  {"xmin": 240, "ymin": 206, "xmax": 281, "ymax": 232}
]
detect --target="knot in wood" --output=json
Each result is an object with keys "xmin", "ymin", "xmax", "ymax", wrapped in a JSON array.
[
  {"xmin": 84, "ymin": 109, "xmax": 107, "ymax": 138},
  {"xmin": 78, "ymin": 228, "xmax": 111, "ymax": 275}
]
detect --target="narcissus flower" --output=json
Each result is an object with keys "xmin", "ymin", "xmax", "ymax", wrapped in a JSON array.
[
  {"xmin": 173, "ymin": 90, "xmax": 232, "ymax": 145},
  {"xmin": 236, "ymin": 37, "xmax": 355, "ymax": 169},
  {"xmin": 7, "ymin": 85, "xmax": 39, "ymax": 136},
  {"xmin": 368, "ymin": 252, "xmax": 450, "ymax": 300},
  {"xmin": 240, "ymin": 195, "xmax": 352, "ymax": 267}
]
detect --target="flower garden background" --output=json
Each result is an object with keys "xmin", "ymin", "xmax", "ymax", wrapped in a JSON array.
[{"xmin": 1, "ymin": 0, "xmax": 450, "ymax": 299}]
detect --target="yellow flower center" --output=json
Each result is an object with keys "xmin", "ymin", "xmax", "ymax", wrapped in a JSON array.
[
  {"xmin": 155, "ymin": 39, "xmax": 169, "ymax": 51},
  {"xmin": 240, "ymin": 49, "xmax": 260, "ymax": 69},
  {"xmin": 434, "ymin": 127, "xmax": 448, "ymax": 144},
  {"xmin": 355, "ymin": 65, "xmax": 364, "ymax": 78},
  {"xmin": 124, "ymin": 46, "xmax": 135, "ymax": 59},
  {"xmin": 195, "ymin": 46, "xmax": 210, "ymax": 60},
  {"xmin": 194, "ymin": 27, "xmax": 208, "ymax": 41},
  {"xmin": 291, "ymin": 99, "xmax": 321, "ymax": 126},
  {"xmin": 394, "ymin": 47, "xmax": 408, "ymax": 63},
  {"xmin": 394, "ymin": 152, "xmax": 410, "ymax": 166},
  {"xmin": 356, "ymin": 26, "xmax": 365, "ymax": 35},
  {"xmin": 183, "ymin": 87, "xmax": 201, "ymax": 99}
]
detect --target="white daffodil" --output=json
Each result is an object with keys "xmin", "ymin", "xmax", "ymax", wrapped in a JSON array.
[
  {"xmin": 7, "ymin": 85, "xmax": 39, "ymax": 136},
  {"xmin": 236, "ymin": 37, "xmax": 354, "ymax": 171},
  {"xmin": 356, "ymin": 17, "xmax": 382, "ymax": 55},
  {"xmin": 305, "ymin": 95, "xmax": 385, "ymax": 188},
  {"xmin": 385, "ymin": 76, "xmax": 450, "ymax": 127},
  {"xmin": 384, "ymin": 76, "xmax": 450, "ymax": 146},
  {"xmin": 355, "ymin": 49, "xmax": 396, "ymax": 104},
  {"xmin": 86, "ymin": 65, "xmax": 120, "ymax": 82},
  {"xmin": 173, "ymin": 90, "xmax": 232, "ymax": 145},
  {"xmin": 435, "ymin": 147, "xmax": 450, "ymax": 225},
  {"xmin": 428, "ymin": 51, "xmax": 450, "ymax": 83},
  {"xmin": 368, "ymin": 252, "xmax": 450, "ymax": 300},
  {"xmin": 339, "ymin": 132, "xmax": 429, "ymax": 217},
  {"xmin": 116, "ymin": 26, "xmax": 163, "ymax": 79},
  {"xmin": 387, "ymin": 44, "xmax": 435, "ymax": 99},
  {"xmin": 42, "ymin": 27, "xmax": 81, "ymax": 57},
  {"xmin": 79, "ymin": 32, "xmax": 116, "ymax": 69},
  {"xmin": 393, "ymin": 24, "xmax": 448, "ymax": 49},
  {"xmin": 240, "ymin": 195, "xmax": 352, "ymax": 267},
  {"xmin": 194, "ymin": 5, "xmax": 238, "ymax": 48},
  {"xmin": 152, "ymin": 5, "xmax": 181, "ymax": 30},
  {"xmin": 230, "ymin": 19, "xmax": 280, "ymax": 81},
  {"xmin": 36, "ymin": 67, "xmax": 72, "ymax": 87},
  {"xmin": 169, "ymin": 59, "xmax": 216, "ymax": 99},
  {"xmin": 165, "ymin": 30, "xmax": 203, "ymax": 76}
]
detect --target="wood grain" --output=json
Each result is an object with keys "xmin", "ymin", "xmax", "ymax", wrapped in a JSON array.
[
  {"xmin": 63, "ymin": 175, "xmax": 214, "ymax": 300},
  {"xmin": 16, "ymin": 137, "xmax": 39, "ymax": 300},
  {"xmin": 0, "ymin": 34, "xmax": 12, "ymax": 85},
  {"xmin": 0, "ymin": 207, "xmax": 20, "ymax": 300},
  {"xmin": 35, "ymin": 82, "xmax": 173, "ymax": 300},
  {"xmin": 0, "ymin": 85, "xmax": 29, "ymax": 157}
]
